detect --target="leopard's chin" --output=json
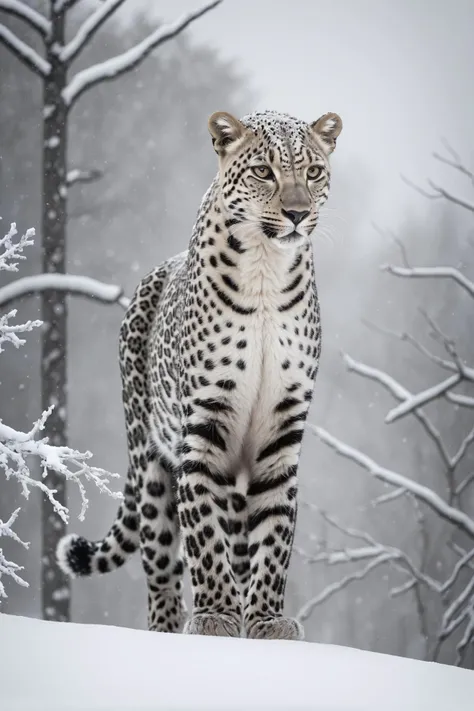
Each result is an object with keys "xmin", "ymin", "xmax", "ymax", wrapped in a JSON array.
[{"xmin": 274, "ymin": 232, "xmax": 306, "ymax": 250}]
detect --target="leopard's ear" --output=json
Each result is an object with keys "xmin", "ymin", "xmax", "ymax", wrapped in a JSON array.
[
  {"xmin": 311, "ymin": 112, "xmax": 343, "ymax": 155},
  {"xmin": 208, "ymin": 111, "xmax": 247, "ymax": 154}
]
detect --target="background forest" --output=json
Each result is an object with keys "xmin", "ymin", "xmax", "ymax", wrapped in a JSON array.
[{"xmin": 1, "ymin": 0, "xmax": 474, "ymax": 669}]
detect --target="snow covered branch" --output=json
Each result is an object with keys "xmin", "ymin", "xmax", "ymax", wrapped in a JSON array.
[
  {"xmin": 305, "ymin": 147, "xmax": 474, "ymax": 661},
  {"xmin": 61, "ymin": 0, "xmax": 127, "ymax": 63},
  {"xmin": 62, "ymin": 0, "xmax": 222, "ymax": 106},
  {"xmin": 309, "ymin": 425, "xmax": 474, "ymax": 539},
  {"xmin": 66, "ymin": 167, "xmax": 103, "ymax": 186},
  {"xmin": 343, "ymin": 354, "xmax": 452, "ymax": 468},
  {"xmin": 0, "ymin": 0, "xmax": 50, "ymax": 39},
  {"xmin": 0, "ymin": 22, "xmax": 50, "ymax": 77},
  {"xmin": 385, "ymin": 372, "xmax": 462, "ymax": 423},
  {"xmin": 0, "ymin": 273, "xmax": 130, "ymax": 310},
  {"xmin": 381, "ymin": 264, "xmax": 474, "ymax": 299},
  {"xmin": 446, "ymin": 392, "xmax": 474, "ymax": 408}
]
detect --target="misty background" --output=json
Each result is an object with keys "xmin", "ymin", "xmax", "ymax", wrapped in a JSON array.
[{"xmin": 1, "ymin": 0, "xmax": 474, "ymax": 667}]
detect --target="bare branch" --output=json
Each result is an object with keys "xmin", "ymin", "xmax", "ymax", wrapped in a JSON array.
[
  {"xmin": 382, "ymin": 263, "xmax": 474, "ymax": 299},
  {"xmin": 433, "ymin": 141, "xmax": 474, "ymax": 182},
  {"xmin": 63, "ymin": 0, "xmax": 222, "ymax": 107},
  {"xmin": 0, "ymin": 22, "xmax": 50, "ymax": 77},
  {"xmin": 455, "ymin": 473, "xmax": 474, "ymax": 497},
  {"xmin": 427, "ymin": 179, "xmax": 474, "ymax": 214},
  {"xmin": 53, "ymin": 0, "xmax": 80, "ymax": 11},
  {"xmin": 450, "ymin": 542, "xmax": 474, "ymax": 572},
  {"xmin": 401, "ymin": 173, "xmax": 474, "ymax": 213},
  {"xmin": 60, "ymin": 0, "xmax": 127, "ymax": 63},
  {"xmin": 456, "ymin": 609, "xmax": 474, "ymax": 666},
  {"xmin": 451, "ymin": 427, "xmax": 474, "ymax": 470},
  {"xmin": 419, "ymin": 309, "xmax": 473, "ymax": 381},
  {"xmin": 362, "ymin": 317, "xmax": 459, "ymax": 374},
  {"xmin": 441, "ymin": 576, "xmax": 474, "ymax": 636},
  {"xmin": 441, "ymin": 547, "xmax": 474, "ymax": 594},
  {"xmin": 370, "ymin": 486, "xmax": 406, "ymax": 507},
  {"xmin": 371, "ymin": 223, "xmax": 411, "ymax": 268},
  {"xmin": 309, "ymin": 425, "xmax": 474, "ymax": 539},
  {"xmin": 390, "ymin": 578, "xmax": 417, "ymax": 598},
  {"xmin": 296, "ymin": 553, "xmax": 393, "ymax": 622},
  {"xmin": 0, "ymin": 0, "xmax": 50, "ymax": 39},
  {"xmin": 401, "ymin": 173, "xmax": 440, "ymax": 199},
  {"xmin": 303, "ymin": 505, "xmax": 439, "ymax": 590},
  {"xmin": 312, "ymin": 507, "xmax": 379, "ymax": 548},
  {"xmin": 66, "ymin": 167, "xmax": 103, "ymax": 186},
  {"xmin": 0, "ymin": 273, "xmax": 130, "ymax": 310}
]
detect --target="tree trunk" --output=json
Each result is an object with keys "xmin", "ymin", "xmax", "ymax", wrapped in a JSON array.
[{"xmin": 41, "ymin": 8, "xmax": 70, "ymax": 622}]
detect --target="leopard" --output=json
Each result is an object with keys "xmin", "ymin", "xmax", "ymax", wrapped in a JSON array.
[{"xmin": 57, "ymin": 109, "xmax": 342, "ymax": 640}]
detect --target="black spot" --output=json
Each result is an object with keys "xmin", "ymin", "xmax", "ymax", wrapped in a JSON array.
[
  {"xmin": 227, "ymin": 234, "xmax": 245, "ymax": 253},
  {"xmin": 141, "ymin": 503, "xmax": 158, "ymax": 519},
  {"xmin": 158, "ymin": 530, "xmax": 173, "ymax": 546}
]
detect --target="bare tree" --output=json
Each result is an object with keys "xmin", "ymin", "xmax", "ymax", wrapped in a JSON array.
[
  {"xmin": 0, "ymin": 0, "xmax": 221, "ymax": 621},
  {"xmin": 302, "ymin": 144, "xmax": 474, "ymax": 667}
]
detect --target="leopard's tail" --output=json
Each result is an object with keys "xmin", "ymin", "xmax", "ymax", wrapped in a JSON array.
[{"xmin": 56, "ymin": 467, "xmax": 139, "ymax": 578}]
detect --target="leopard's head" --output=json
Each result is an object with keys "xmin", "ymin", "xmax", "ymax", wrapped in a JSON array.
[{"xmin": 208, "ymin": 109, "xmax": 342, "ymax": 249}]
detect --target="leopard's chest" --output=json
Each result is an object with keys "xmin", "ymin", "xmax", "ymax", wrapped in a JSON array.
[{"xmin": 179, "ymin": 237, "xmax": 320, "ymax": 421}]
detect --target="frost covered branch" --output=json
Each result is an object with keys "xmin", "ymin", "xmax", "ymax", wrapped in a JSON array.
[
  {"xmin": 62, "ymin": 0, "xmax": 223, "ymax": 106},
  {"xmin": 0, "ymin": 0, "xmax": 50, "ymax": 38},
  {"xmin": 0, "ymin": 308, "xmax": 41, "ymax": 353},
  {"xmin": 0, "ymin": 220, "xmax": 124, "ymax": 599},
  {"xmin": 0, "ymin": 509, "xmax": 29, "ymax": 598},
  {"xmin": 0, "ymin": 220, "xmax": 35, "ymax": 271},
  {"xmin": 0, "ymin": 22, "xmax": 50, "ymax": 76},
  {"xmin": 0, "ymin": 414, "xmax": 123, "ymax": 524}
]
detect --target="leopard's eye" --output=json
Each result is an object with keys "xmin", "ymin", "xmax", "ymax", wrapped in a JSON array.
[
  {"xmin": 307, "ymin": 165, "xmax": 324, "ymax": 181},
  {"xmin": 251, "ymin": 165, "xmax": 274, "ymax": 180}
]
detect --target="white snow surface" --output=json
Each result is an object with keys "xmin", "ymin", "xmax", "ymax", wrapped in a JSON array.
[{"xmin": 1, "ymin": 614, "xmax": 473, "ymax": 711}]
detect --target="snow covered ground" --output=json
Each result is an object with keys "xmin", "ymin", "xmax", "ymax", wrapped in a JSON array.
[{"xmin": 1, "ymin": 613, "xmax": 473, "ymax": 711}]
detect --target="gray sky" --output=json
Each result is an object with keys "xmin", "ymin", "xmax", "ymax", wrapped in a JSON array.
[{"xmin": 127, "ymin": 0, "xmax": 474, "ymax": 245}]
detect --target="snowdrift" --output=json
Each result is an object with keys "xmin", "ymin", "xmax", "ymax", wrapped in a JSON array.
[{"xmin": 1, "ymin": 613, "xmax": 473, "ymax": 710}]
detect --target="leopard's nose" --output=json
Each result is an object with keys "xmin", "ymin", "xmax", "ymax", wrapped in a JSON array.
[{"xmin": 281, "ymin": 209, "xmax": 310, "ymax": 226}]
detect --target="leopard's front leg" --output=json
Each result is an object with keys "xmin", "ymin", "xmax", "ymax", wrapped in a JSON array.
[
  {"xmin": 178, "ymin": 413, "xmax": 242, "ymax": 637},
  {"xmin": 244, "ymin": 460, "xmax": 303, "ymax": 641}
]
